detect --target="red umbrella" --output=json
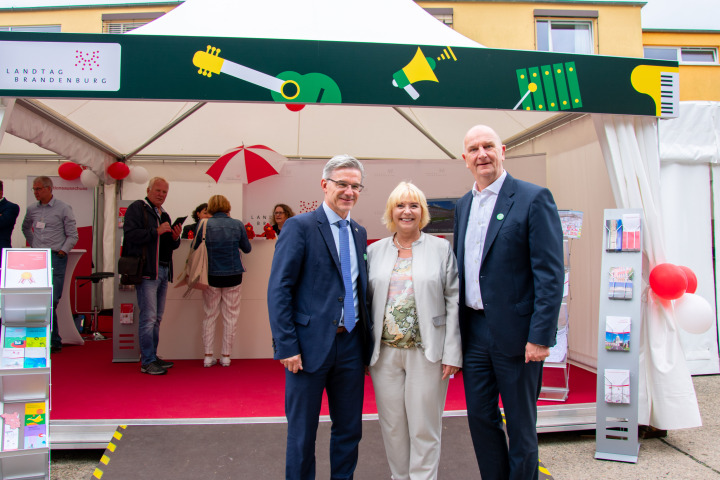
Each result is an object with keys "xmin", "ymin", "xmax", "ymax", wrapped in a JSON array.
[{"xmin": 206, "ymin": 144, "xmax": 287, "ymax": 183}]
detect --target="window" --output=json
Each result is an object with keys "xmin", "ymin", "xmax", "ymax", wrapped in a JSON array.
[
  {"xmin": 536, "ymin": 20, "xmax": 593, "ymax": 54},
  {"xmin": 535, "ymin": 9, "xmax": 597, "ymax": 55},
  {"xmin": 644, "ymin": 46, "xmax": 718, "ymax": 64},
  {"xmin": 424, "ymin": 8, "xmax": 453, "ymax": 29},
  {"xmin": 0, "ymin": 25, "xmax": 61, "ymax": 33},
  {"xmin": 102, "ymin": 12, "xmax": 164, "ymax": 34}
]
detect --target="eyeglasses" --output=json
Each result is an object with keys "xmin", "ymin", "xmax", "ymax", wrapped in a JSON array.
[
  {"xmin": 31, "ymin": 187, "xmax": 47, "ymax": 192},
  {"xmin": 325, "ymin": 178, "xmax": 364, "ymax": 193}
]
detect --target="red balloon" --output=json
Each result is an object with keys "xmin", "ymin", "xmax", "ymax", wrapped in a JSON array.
[
  {"xmin": 107, "ymin": 162, "xmax": 130, "ymax": 180},
  {"xmin": 649, "ymin": 263, "xmax": 687, "ymax": 300},
  {"xmin": 58, "ymin": 162, "xmax": 82, "ymax": 180},
  {"xmin": 679, "ymin": 266, "xmax": 698, "ymax": 294}
]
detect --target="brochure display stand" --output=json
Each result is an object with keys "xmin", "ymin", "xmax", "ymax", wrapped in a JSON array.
[
  {"xmin": 113, "ymin": 199, "xmax": 141, "ymax": 363},
  {"xmin": 540, "ymin": 210, "xmax": 583, "ymax": 401},
  {"xmin": 0, "ymin": 248, "xmax": 52, "ymax": 479},
  {"xmin": 595, "ymin": 209, "xmax": 643, "ymax": 463}
]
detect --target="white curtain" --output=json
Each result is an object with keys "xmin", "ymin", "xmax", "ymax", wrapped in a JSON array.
[{"xmin": 593, "ymin": 114, "xmax": 702, "ymax": 430}]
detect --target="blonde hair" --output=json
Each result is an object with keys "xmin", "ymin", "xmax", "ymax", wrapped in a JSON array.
[
  {"xmin": 381, "ymin": 182, "xmax": 430, "ymax": 232},
  {"xmin": 207, "ymin": 195, "xmax": 231, "ymax": 214}
]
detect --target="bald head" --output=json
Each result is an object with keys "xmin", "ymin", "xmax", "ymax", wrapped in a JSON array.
[{"xmin": 462, "ymin": 124, "xmax": 506, "ymax": 190}]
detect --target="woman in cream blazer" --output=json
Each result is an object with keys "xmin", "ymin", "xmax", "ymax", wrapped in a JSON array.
[{"xmin": 367, "ymin": 182, "xmax": 461, "ymax": 480}]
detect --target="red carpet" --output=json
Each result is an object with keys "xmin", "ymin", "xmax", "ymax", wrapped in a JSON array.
[{"xmin": 50, "ymin": 340, "xmax": 595, "ymax": 420}]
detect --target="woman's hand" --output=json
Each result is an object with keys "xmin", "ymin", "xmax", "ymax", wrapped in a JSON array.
[{"xmin": 442, "ymin": 364, "xmax": 460, "ymax": 380}]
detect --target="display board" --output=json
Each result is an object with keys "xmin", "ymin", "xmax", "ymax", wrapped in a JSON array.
[
  {"xmin": 595, "ymin": 209, "xmax": 644, "ymax": 463},
  {"xmin": 0, "ymin": 248, "xmax": 51, "ymax": 480}
]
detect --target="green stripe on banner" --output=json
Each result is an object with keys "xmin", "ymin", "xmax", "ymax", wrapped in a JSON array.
[
  {"xmin": 528, "ymin": 66, "xmax": 547, "ymax": 111},
  {"xmin": 565, "ymin": 61, "xmax": 583, "ymax": 108},
  {"xmin": 516, "ymin": 68, "xmax": 533, "ymax": 111},
  {"xmin": 541, "ymin": 65, "xmax": 559, "ymax": 111},
  {"xmin": 553, "ymin": 63, "xmax": 571, "ymax": 110}
]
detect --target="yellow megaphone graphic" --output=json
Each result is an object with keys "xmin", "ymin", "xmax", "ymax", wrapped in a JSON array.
[{"xmin": 392, "ymin": 47, "xmax": 439, "ymax": 100}]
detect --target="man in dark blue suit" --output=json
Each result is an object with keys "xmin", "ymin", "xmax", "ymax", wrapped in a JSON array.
[
  {"xmin": 453, "ymin": 125, "xmax": 564, "ymax": 480},
  {"xmin": 0, "ymin": 180, "xmax": 20, "ymax": 265},
  {"xmin": 268, "ymin": 155, "xmax": 371, "ymax": 480}
]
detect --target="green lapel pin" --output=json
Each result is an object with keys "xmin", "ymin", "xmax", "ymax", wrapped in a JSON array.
[{"xmin": 497, "ymin": 213, "xmax": 505, "ymax": 221}]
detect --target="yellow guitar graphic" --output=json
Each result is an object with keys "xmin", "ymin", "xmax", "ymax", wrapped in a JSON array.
[{"xmin": 193, "ymin": 45, "xmax": 342, "ymax": 105}]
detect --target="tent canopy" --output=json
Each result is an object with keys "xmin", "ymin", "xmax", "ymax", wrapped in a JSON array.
[{"xmin": 0, "ymin": 0, "xmax": 673, "ymax": 177}]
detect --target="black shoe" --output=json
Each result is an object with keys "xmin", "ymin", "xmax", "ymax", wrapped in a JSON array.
[
  {"xmin": 50, "ymin": 346, "xmax": 62, "ymax": 354},
  {"xmin": 156, "ymin": 358, "xmax": 174, "ymax": 369},
  {"xmin": 140, "ymin": 361, "xmax": 167, "ymax": 375}
]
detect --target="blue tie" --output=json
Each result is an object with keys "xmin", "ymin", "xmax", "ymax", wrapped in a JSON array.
[{"xmin": 337, "ymin": 219, "xmax": 356, "ymax": 332}]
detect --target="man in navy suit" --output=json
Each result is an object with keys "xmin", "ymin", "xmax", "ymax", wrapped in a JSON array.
[
  {"xmin": 268, "ymin": 155, "xmax": 371, "ymax": 480},
  {"xmin": 453, "ymin": 125, "xmax": 564, "ymax": 480}
]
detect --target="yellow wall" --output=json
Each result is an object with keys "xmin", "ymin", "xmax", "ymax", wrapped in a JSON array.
[
  {"xmin": 0, "ymin": 6, "xmax": 177, "ymax": 33},
  {"xmin": 643, "ymin": 31, "xmax": 720, "ymax": 101},
  {"xmin": 418, "ymin": 1, "xmax": 644, "ymax": 57}
]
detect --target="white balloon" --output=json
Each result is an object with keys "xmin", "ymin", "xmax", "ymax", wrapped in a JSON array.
[
  {"xmin": 674, "ymin": 294, "xmax": 715, "ymax": 334},
  {"xmin": 80, "ymin": 169, "xmax": 100, "ymax": 188},
  {"xmin": 128, "ymin": 166, "xmax": 149, "ymax": 184}
]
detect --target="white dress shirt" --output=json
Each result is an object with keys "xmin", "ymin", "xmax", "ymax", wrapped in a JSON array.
[
  {"xmin": 322, "ymin": 202, "xmax": 359, "ymax": 326},
  {"xmin": 463, "ymin": 170, "xmax": 507, "ymax": 310}
]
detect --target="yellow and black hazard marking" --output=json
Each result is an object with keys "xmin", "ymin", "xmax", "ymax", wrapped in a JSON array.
[
  {"xmin": 539, "ymin": 459, "xmax": 554, "ymax": 479},
  {"xmin": 501, "ymin": 413, "xmax": 555, "ymax": 479},
  {"xmin": 92, "ymin": 425, "xmax": 127, "ymax": 479}
]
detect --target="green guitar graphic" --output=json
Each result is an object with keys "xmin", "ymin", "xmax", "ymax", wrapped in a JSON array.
[{"xmin": 193, "ymin": 46, "xmax": 342, "ymax": 105}]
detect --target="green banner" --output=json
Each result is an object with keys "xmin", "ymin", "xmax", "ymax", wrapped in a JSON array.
[{"xmin": 0, "ymin": 32, "xmax": 679, "ymax": 117}]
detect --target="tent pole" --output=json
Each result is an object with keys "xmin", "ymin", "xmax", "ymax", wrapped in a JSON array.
[
  {"xmin": 392, "ymin": 107, "xmax": 456, "ymax": 159},
  {"xmin": 123, "ymin": 102, "xmax": 207, "ymax": 161}
]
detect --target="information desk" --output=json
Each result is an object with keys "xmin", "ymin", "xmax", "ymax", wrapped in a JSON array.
[{"xmin": 152, "ymin": 239, "xmax": 276, "ymax": 360}]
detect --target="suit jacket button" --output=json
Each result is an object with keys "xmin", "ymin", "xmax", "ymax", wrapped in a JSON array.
[{"xmin": 338, "ymin": 297, "xmax": 343, "ymax": 302}]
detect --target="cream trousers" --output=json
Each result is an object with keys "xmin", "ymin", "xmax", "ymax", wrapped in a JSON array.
[
  {"xmin": 201, "ymin": 284, "xmax": 242, "ymax": 356},
  {"xmin": 370, "ymin": 344, "xmax": 450, "ymax": 480}
]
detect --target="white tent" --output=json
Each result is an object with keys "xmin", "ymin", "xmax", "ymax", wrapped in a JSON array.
[{"xmin": 0, "ymin": 0, "xmax": 703, "ymax": 431}]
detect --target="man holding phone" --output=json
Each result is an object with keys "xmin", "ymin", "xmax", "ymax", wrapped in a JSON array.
[{"xmin": 122, "ymin": 177, "xmax": 181, "ymax": 375}]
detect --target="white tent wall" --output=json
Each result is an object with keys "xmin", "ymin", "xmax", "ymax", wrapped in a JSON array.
[
  {"xmin": 0, "ymin": 160, "xmax": 69, "ymax": 248},
  {"xmin": 658, "ymin": 101, "xmax": 720, "ymax": 375},
  {"xmin": 507, "ymin": 115, "xmax": 614, "ymax": 369}
]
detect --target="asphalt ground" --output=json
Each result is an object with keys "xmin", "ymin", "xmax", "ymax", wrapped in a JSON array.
[{"xmin": 50, "ymin": 375, "xmax": 719, "ymax": 480}]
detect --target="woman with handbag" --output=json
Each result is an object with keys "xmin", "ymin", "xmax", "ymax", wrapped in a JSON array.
[{"xmin": 191, "ymin": 194, "xmax": 252, "ymax": 367}]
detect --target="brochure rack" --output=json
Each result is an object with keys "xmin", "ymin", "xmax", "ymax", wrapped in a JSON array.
[
  {"xmin": 112, "ymin": 199, "xmax": 141, "ymax": 363},
  {"xmin": 540, "ymin": 210, "xmax": 582, "ymax": 401},
  {"xmin": 595, "ymin": 209, "xmax": 643, "ymax": 463},
  {"xmin": 0, "ymin": 249, "xmax": 52, "ymax": 480}
]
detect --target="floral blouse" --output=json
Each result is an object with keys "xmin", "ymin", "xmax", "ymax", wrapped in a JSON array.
[{"xmin": 381, "ymin": 257, "xmax": 422, "ymax": 349}]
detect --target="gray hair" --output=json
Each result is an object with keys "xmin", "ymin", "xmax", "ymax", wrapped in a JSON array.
[
  {"xmin": 322, "ymin": 154, "xmax": 365, "ymax": 183},
  {"xmin": 33, "ymin": 176, "xmax": 53, "ymax": 189},
  {"xmin": 147, "ymin": 176, "xmax": 169, "ymax": 189}
]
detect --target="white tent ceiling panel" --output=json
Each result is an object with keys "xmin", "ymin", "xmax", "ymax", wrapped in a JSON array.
[
  {"xmin": 38, "ymin": 98, "xmax": 202, "ymax": 154},
  {"xmin": 133, "ymin": 103, "xmax": 454, "ymax": 160},
  {"xmin": 0, "ymin": 131, "xmax": 55, "ymax": 155}
]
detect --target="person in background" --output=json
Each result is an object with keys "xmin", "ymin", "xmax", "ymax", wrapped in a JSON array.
[
  {"xmin": 191, "ymin": 194, "xmax": 252, "ymax": 367},
  {"xmin": 122, "ymin": 177, "xmax": 181, "ymax": 375},
  {"xmin": 267, "ymin": 155, "xmax": 371, "ymax": 480},
  {"xmin": 0, "ymin": 180, "xmax": 20, "ymax": 266},
  {"xmin": 454, "ymin": 125, "xmax": 564, "ymax": 480},
  {"xmin": 182, "ymin": 203, "xmax": 211, "ymax": 239},
  {"xmin": 367, "ymin": 181, "xmax": 461, "ymax": 479},
  {"xmin": 271, "ymin": 203, "xmax": 295, "ymax": 236},
  {"xmin": 22, "ymin": 176, "xmax": 79, "ymax": 353}
]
